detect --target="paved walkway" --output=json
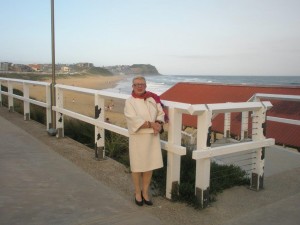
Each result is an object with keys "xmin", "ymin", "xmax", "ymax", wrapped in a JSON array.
[
  {"xmin": 0, "ymin": 111, "xmax": 161, "ymax": 225},
  {"xmin": 1, "ymin": 107, "xmax": 300, "ymax": 225}
]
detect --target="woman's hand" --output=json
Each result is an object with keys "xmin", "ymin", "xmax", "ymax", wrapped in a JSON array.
[{"xmin": 150, "ymin": 122, "xmax": 162, "ymax": 135}]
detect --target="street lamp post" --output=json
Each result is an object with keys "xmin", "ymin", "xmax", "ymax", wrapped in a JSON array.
[{"xmin": 48, "ymin": 0, "xmax": 57, "ymax": 135}]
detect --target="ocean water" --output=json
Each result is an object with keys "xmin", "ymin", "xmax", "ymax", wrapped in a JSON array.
[{"xmin": 103, "ymin": 75, "xmax": 300, "ymax": 95}]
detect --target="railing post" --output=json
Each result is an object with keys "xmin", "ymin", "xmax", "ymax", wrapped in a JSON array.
[
  {"xmin": 0, "ymin": 80, "xmax": 2, "ymax": 106},
  {"xmin": 8, "ymin": 81, "xmax": 14, "ymax": 112},
  {"xmin": 241, "ymin": 111, "xmax": 249, "ymax": 140},
  {"xmin": 224, "ymin": 112, "xmax": 231, "ymax": 138},
  {"xmin": 194, "ymin": 109, "xmax": 212, "ymax": 208},
  {"xmin": 166, "ymin": 107, "xmax": 182, "ymax": 199},
  {"xmin": 56, "ymin": 87, "xmax": 64, "ymax": 138},
  {"xmin": 23, "ymin": 83, "xmax": 30, "ymax": 120},
  {"xmin": 250, "ymin": 105, "xmax": 266, "ymax": 190},
  {"xmin": 46, "ymin": 85, "xmax": 52, "ymax": 130},
  {"xmin": 94, "ymin": 94, "xmax": 105, "ymax": 160}
]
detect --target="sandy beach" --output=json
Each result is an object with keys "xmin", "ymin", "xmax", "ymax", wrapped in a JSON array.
[{"xmin": 24, "ymin": 74, "xmax": 128, "ymax": 126}]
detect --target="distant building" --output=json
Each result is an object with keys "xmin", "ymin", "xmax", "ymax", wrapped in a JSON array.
[
  {"xmin": 28, "ymin": 64, "xmax": 42, "ymax": 72},
  {"xmin": 41, "ymin": 64, "xmax": 53, "ymax": 73},
  {"xmin": 0, "ymin": 62, "xmax": 10, "ymax": 71},
  {"xmin": 76, "ymin": 63, "xmax": 93, "ymax": 68},
  {"xmin": 61, "ymin": 66, "xmax": 70, "ymax": 72},
  {"xmin": 11, "ymin": 64, "xmax": 34, "ymax": 72}
]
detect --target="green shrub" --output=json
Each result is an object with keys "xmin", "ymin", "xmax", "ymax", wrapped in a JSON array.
[
  {"xmin": 1, "ymin": 85, "xmax": 8, "ymax": 92},
  {"xmin": 0, "ymin": 86, "xmax": 24, "ymax": 113},
  {"xmin": 105, "ymin": 130, "xmax": 130, "ymax": 166},
  {"xmin": 152, "ymin": 145, "xmax": 250, "ymax": 208},
  {"xmin": 64, "ymin": 118, "xmax": 94, "ymax": 148},
  {"xmin": 13, "ymin": 88, "xmax": 23, "ymax": 96},
  {"xmin": 152, "ymin": 151, "xmax": 167, "ymax": 196},
  {"xmin": 1, "ymin": 95, "xmax": 8, "ymax": 107},
  {"xmin": 13, "ymin": 99, "xmax": 23, "ymax": 114},
  {"xmin": 210, "ymin": 162, "xmax": 249, "ymax": 196},
  {"xmin": 30, "ymin": 104, "xmax": 46, "ymax": 125}
]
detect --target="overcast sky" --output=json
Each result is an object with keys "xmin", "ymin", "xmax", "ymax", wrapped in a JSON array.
[{"xmin": 0, "ymin": 0, "xmax": 299, "ymax": 76}]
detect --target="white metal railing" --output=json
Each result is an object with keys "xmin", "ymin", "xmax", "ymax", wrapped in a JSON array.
[
  {"xmin": 1, "ymin": 78, "xmax": 277, "ymax": 208},
  {"xmin": 249, "ymin": 93, "xmax": 300, "ymax": 126},
  {"xmin": 0, "ymin": 77, "xmax": 51, "ymax": 129},
  {"xmin": 213, "ymin": 93, "xmax": 300, "ymax": 142}
]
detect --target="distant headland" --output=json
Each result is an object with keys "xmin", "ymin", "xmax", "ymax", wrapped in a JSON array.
[{"xmin": 0, "ymin": 62, "xmax": 160, "ymax": 76}]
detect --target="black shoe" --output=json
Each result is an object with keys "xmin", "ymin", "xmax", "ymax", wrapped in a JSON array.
[
  {"xmin": 142, "ymin": 194, "xmax": 153, "ymax": 206},
  {"xmin": 135, "ymin": 197, "xmax": 143, "ymax": 206},
  {"xmin": 143, "ymin": 198, "xmax": 153, "ymax": 206}
]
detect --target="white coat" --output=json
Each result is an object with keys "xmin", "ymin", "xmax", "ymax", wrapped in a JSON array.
[{"xmin": 124, "ymin": 96, "xmax": 165, "ymax": 172}]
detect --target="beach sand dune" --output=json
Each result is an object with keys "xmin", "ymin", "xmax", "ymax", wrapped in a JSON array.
[{"xmin": 8, "ymin": 74, "xmax": 127, "ymax": 127}]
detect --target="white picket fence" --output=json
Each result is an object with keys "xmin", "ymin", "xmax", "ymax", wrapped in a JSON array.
[{"xmin": 0, "ymin": 77, "xmax": 277, "ymax": 208}]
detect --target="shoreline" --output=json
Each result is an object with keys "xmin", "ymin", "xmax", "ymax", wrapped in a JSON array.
[{"xmin": 49, "ymin": 74, "xmax": 125, "ymax": 90}]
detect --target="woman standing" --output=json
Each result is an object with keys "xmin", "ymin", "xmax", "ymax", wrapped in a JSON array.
[{"xmin": 124, "ymin": 76, "xmax": 165, "ymax": 206}]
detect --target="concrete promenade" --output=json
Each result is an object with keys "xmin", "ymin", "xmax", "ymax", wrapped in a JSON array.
[
  {"xmin": 0, "ymin": 109, "xmax": 162, "ymax": 225},
  {"xmin": 1, "ymin": 106, "xmax": 300, "ymax": 225}
]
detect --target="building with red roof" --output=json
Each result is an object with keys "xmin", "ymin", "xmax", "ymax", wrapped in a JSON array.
[{"xmin": 160, "ymin": 83, "xmax": 300, "ymax": 149}]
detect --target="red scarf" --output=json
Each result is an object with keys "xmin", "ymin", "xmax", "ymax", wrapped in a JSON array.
[
  {"xmin": 131, "ymin": 91, "xmax": 161, "ymax": 103},
  {"xmin": 131, "ymin": 91, "xmax": 169, "ymax": 122}
]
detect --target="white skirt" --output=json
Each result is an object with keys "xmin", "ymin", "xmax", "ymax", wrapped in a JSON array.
[{"xmin": 129, "ymin": 133, "xmax": 163, "ymax": 172}]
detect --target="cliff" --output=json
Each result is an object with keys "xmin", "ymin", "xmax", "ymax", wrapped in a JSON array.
[
  {"xmin": 105, "ymin": 64, "xmax": 160, "ymax": 75},
  {"xmin": 129, "ymin": 64, "xmax": 160, "ymax": 75}
]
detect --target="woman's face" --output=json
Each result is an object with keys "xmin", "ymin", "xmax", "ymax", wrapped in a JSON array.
[{"xmin": 132, "ymin": 78, "xmax": 147, "ymax": 95}]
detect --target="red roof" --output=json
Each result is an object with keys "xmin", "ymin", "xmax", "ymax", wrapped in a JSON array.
[{"xmin": 160, "ymin": 83, "xmax": 300, "ymax": 148}]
